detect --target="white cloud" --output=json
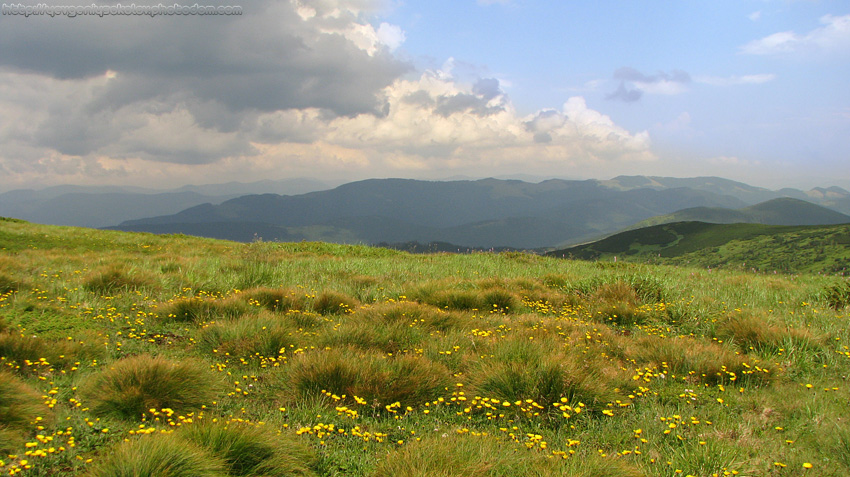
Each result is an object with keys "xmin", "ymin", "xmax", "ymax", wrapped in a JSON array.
[
  {"xmin": 0, "ymin": 0, "xmax": 656, "ymax": 189},
  {"xmin": 695, "ymin": 74, "xmax": 776, "ymax": 86},
  {"xmin": 748, "ymin": 11, "xmax": 761, "ymax": 22},
  {"xmin": 376, "ymin": 22, "xmax": 406, "ymax": 50},
  {"xmin": 740, "ymin": 14, "xmax": 850, "ymax": 55}
]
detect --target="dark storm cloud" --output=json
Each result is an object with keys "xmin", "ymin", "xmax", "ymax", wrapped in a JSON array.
[{"xmin": 0, "ymin": 1, "xmax": 410, "ymax": 161}]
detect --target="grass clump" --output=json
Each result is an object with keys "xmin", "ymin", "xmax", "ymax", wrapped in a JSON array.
[
  {"xmin": 84, "ymin": 433, "xmax": 227, "ymax": 477},
  {"xmin": 83, "ymin": 264, "xmax": 158, "ymax": 294},
  {"xmin": 470, "ymin": 335, "xmax": 624, "ymax": 410},
  {"xmin": 373, "ymin": 434, "xmax": 646, "ymax": 477},
  {"xmin": 0, "ymin": 331, "xmax": 104, "ymax": 375},
  {"xmin": 0, "ymin": 370, "xmax": 54, "ymax": 453},
  {"xmin": 158, "ymin": 296, "xmax": 248, "ymax": 323},
  {"xmin": 822, "ymin": 279, "xmax": 850, "ymax": 310},
  {"xmin": 311, "ymin": 291, "xmax": 359, "ymax": 315},
  {"xmin": 241, "ymin": 287, "xmax": 304, "ymax": 312},
  {"xmin": 82, "ymin": 354, "xmax": 220, "ymax": 420},
  {"xmin": 281, "ymin": 347, "xmax": 451, "ymax": 409},
  {"xmin": 180, "ymin": 420, "xmax": 317, "ymax": 476},
  {"xmin": 197, "ymin": 313, "xmax": 296, "ymax": 360},
  {"xmin": 714, "ymin": 312, "xmax": 821, "ymax": 355}
]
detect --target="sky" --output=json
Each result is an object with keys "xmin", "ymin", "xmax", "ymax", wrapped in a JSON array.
[{"xmin": 0, "ymin": 0, "xmax": 848, "ymax": 192}]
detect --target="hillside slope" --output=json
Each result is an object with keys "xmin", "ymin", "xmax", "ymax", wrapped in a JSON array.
[{"xmin": 548, "ymin": 221, "xmax": 850, "ymax": 273}]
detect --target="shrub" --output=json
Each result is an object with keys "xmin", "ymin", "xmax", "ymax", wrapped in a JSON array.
[
  {"xmin": 0, "ymin": 370, "xmax": 54, "ymax": 454},
  {"xmin": 180, "ymin": 420, "xmax": 316, "ymax": 476},
  {"xmin": 282, "ymin": 347, "xmax": 451, "ymax": 409},
  {"xmin": 82, "ymin": 354, "xmax": 220, "ymax": 420},
  {"xmin": 311, "ymin": 291, "xmax": 359, "ymax": 315},
  {"xmin": 84, "ymin": 433, "xmax": 227, "ymax": 477}
]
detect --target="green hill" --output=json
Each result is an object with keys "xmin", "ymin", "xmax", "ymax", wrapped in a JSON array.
[
  {"xmin": 628, "ymin": 197, "xmax": 850, "ymax": 230},
  {"xmin": 548, "ymin": 221, "xmax": 850, "ymax": 274},
  {"xmin": 2, "ymin": 218, "xmax": 850, "ymax": 475}
]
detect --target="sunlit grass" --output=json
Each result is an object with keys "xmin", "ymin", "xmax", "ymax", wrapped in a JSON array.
[{"xmin": 1, "ymin": 219, "xmax": 849, "ymax": 476}]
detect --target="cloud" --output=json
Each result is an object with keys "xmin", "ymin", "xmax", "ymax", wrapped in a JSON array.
[
  {"xmin": 0, "ymin": 0, "xmax": 656, "ymax": 188},
  {"xmin": 0, "ymin": 0, "xmax": 410, "ymax": 119},
  {"xmin": 606, "ymin": 82, "xmax": 643, "ymax": 103},
  {"xmin": 606, "ymin": 67, "xmax": 691, "ymax": 102},
  {"xmin": 740, "ymin": 14, "xmax": 850, "ymax": 55},
  {"xmin": 748, "ymin": 11, "xmax": 761, "ymax": 22},
  {"xmin": 695, "ymin": 74, "xmax": 776, "ymax": 86}
]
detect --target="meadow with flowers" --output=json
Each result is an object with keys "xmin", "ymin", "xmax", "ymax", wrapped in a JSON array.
[{"xmin": 1, "ymin": 216, "xmax": 849, "ymax": 476}]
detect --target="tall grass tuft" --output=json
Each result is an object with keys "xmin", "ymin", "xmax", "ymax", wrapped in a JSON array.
[
  {"xmin": 0, "ymin": 370, "xmax": 54, "ymax": 453},
  {"xmin": 82, "ymin": 354, "xmax": 220, "ymax": 420},
  {"xmin": 281, "ymin": 347, "xmax": 451, "ymax": 409},
  {"xmin": 84, "ymin": 433, "xmax": 227, "ymax": 477},
  {"xmin": 471, "ymin": 335, "xmax": 622, "ymax": 409},
  {"xmin": 157, "ymin": 296, "xmax": 248, "ymax": 323},
  {"xmin": 715, "ymin": 312, "xmax": 821, "ymax": 354},
  {"xmin": 83, "ymin": 264, "xmax": 158, "ymax": 294},
  {"xmin": 311, "ymin": 291, "xmax": 359, "ymax": 315},
  {"xmin": 0, "ymin": 331, "xmax": 104, "ymax": 375},
  {"xmin": 822, "ymin": 280, "xmax": 850, "ymax": 310},
  {"xmin": 241, "ymin": 287, "xmax": 304, "ymax": 312},
  {"xmin": 372, "ymin": 434, "xmax": 643, "ymax": 476},
  {"xmin": 197, "ymin": 313, "xmax": 296, "ymax": 360},
  {"xmin": 0, "ymin": 273, "xmax": 21, "ymax": 294},
  {"xmin": 180, "ymin": 420, "xmax": 317, "ymax": 476}
]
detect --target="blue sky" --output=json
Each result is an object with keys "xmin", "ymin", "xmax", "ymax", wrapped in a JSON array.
[{"xmin": 0, "ymin": 0, "xmax": 847, "ymax": 190}]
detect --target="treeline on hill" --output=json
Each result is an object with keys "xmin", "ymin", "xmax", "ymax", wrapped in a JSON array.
[{"xmin": 1, "ymin": 218, "xmax": 850, "ymax": 476}]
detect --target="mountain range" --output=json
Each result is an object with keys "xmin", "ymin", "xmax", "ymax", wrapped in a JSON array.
[
  {"xmin": 0, "ymin": 179, "xmax": 333, "ymax": 228},
  {"xmin": 101, "ymin": 176, "xmax": 850, "ymax": 249}
]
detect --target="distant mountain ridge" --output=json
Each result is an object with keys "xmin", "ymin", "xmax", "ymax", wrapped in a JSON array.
[
  {"xmin": 628, "ymin": 197, "xmax": 850, "ymax": 230},
  {"xmin": 0, "ymin": 178, "xmax": 333, "ymax": 228},
  {"xmin": 109, "ymin": 177, "xmax": 848, "ymax": 249}
]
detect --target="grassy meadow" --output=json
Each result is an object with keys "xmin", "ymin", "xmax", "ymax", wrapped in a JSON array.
[{"xmin": 1, "ymin": 217, "xmax": 850, "ymax": 476}]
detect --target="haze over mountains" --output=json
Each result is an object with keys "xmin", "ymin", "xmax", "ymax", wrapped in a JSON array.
[
  {"xmin": 0, "ymin": 179, "xmax": 333, "ymax": 228},
  {"xmin": 80, "ymin": 176, "xmax": 850, "ymax": 250}
]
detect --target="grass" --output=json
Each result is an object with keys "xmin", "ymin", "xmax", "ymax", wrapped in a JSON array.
[
  {"xmin": 82, "ymin": 354, "xmax": 221, "ymax": 420},
  {"xmin": 1, "ymin": 219, "xmax": 850, "ymax": 475}
]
